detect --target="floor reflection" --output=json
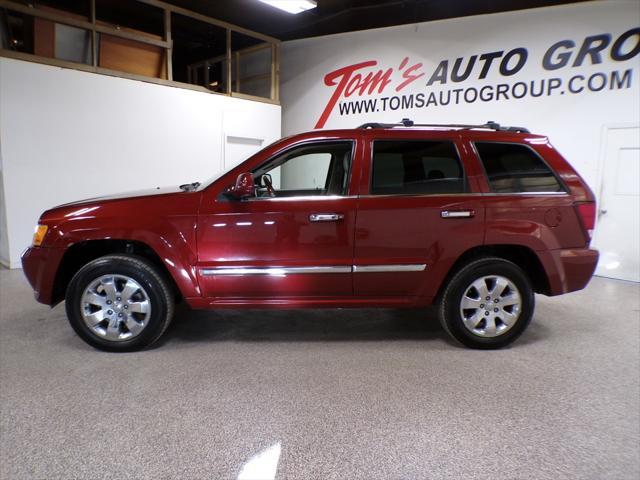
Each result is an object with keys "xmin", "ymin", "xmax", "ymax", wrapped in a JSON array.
[{"xmin": 237, "ymin": 442, "xmax": 282, "ymax": 480}]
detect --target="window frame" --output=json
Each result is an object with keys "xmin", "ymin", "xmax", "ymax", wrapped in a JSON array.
[
  {"xmin": 368, "ymin": 138, "xmax": 468, "ymax": 197},
  {"xmin": 248, "ymin": 139, "xmax": 356, "ymax": 201},
  {"xmin": 0, "ymin": 0, "xmax": 281, "ymax": 104},
  {"xmin": 472, "ymin": 141, "xmax": 569, "ymax": 195}
]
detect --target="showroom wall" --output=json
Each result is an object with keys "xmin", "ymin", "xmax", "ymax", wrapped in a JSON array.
[
  {"xmin": 279, "ymin": 0, "xmax": 640, "ymax": 281},
  {"xmin": 0, "ymin": 170, "xmax": 9, "ymax": 266},
  {"xmin": 280, "ymin": 0, "xmax": 639, "ymax": 192},
  {"xmin": 0, "ymin": 57, "xmax": 281, "ymax": 268}
]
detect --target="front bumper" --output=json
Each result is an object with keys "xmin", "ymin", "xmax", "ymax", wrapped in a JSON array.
[
  {"xmin": 21, "ymin": 246, "xmax": 66, "ymax": 305},
  {"xmin": 538, "ymin": 247, "xmax": 599, "ymax": 296}
]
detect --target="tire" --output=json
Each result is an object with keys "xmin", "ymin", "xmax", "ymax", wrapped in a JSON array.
[
  {"xmin": 65, "ymin": 254, "xmax": 174, "ymax": 352},
  {"xmin": 439, "ymin": 257, "xmax": 534, "ymax": 349}
]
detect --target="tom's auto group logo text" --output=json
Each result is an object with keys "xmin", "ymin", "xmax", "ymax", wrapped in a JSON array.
[{"xmin": 314, "ymin": 28, "xmax": 640, "ymax": 128}]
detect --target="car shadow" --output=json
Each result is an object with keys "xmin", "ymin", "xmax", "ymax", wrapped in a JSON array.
[{"xmin": 160, "ymin": 304, "xmax": 454, "ymax": 345}]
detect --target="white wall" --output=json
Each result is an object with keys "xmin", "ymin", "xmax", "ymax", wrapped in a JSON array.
[
  {"xmin": 0, "ymin": 57, "xmax": 281, "ymax": 268},
  {"xmin": 0, "ymin": 166, "xmax": 10, "ymax": 267},
  {"xmin": 280, "ymin": 0, "xmax": 640, "ymax": 193}
]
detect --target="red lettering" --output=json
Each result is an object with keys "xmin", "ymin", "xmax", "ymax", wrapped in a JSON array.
[
  {"xmin": 345, "ymin": 73, "xmax": 364, "ymax": 97},
  {"xmin": 396, "ymin": 57, "xmax": 425, "ymax": 92},
  {"xmin": 314, "ymin": 58, "xmax": 420, "ymax": 129},
  {"xmin": 314, "ymin": 61, "xmax": 377, "ymax": 129},
  {"xmin": 364, "ymin": 69, "xmax": 393, "ymax": 95}
]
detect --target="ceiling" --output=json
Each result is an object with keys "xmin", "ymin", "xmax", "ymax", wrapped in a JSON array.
[{"xmin": 164, "ymin": 0, "xmax": 589, "ymax": 41}]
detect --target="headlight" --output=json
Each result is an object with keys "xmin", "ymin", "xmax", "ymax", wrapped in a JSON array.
[{"xmin": 32, "ymin": 225, "xmax": 48, "ymax": 246}]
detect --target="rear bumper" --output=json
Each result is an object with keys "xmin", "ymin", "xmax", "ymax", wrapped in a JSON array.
[
  {"xmin": 21, "ymin": 246, "xmax": 66, "ymax": 305},
  {"xmin": 539, "ymin": 248, "xmax": 599, "ymax": 296}
]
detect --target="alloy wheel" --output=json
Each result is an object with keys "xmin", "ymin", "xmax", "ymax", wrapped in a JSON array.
[
  {"xmin": 80, "ymin": 274, "xmax": 151, "ymax": 342},
  {"xmin": 459, "ymin": 275, "xmax": 522, "ymax": 337}
]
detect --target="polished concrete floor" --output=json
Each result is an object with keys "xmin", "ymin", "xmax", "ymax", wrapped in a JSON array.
[{"xmin": 1, "ymin": 268, "xmax": 639, "ymax": 480}]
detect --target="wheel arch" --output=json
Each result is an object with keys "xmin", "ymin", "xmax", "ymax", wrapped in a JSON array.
[
  {"xmin": 52, "ymin": 239, "xmax": 185, "ymax": 305},
  {"xmin": 435, "ymin": 244, "xmax": 551, "ymax": 302}
]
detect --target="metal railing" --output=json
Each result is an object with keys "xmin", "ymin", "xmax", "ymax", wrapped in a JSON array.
[{"xmin": 359, "ymin": 118, "xmax": 530, "ymax": 133}]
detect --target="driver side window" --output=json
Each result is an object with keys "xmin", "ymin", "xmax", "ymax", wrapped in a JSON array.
[{"xmin": 253, "ymin": 141, "xmax": 353, "ymax": 198}]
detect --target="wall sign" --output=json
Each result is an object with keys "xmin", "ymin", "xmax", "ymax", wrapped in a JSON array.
[{"xmin": 314, "ymin": 28, "xmax": 640, "ymax": 128}]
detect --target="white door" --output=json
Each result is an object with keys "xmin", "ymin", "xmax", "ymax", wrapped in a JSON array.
[
  {"xmin": 224, "ymin": 135, "xmax": 264, "ymax": 170},
  {"xmin": 593, "ymin": 126, "xmax": 640, "ymax": 282}
]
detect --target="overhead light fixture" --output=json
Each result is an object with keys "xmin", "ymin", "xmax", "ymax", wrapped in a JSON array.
[{"xmin": 258, "ymin": 0, "xmax": 317, "ymax": 15}]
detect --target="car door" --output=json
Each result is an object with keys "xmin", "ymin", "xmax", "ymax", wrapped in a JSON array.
[
  {"xmin": 353, "ymin": 131, "xmax": 485, "ymax": 301},
  {"xmin": 196, "ymin": 138, "xmax": 360, "ymax": 301}
]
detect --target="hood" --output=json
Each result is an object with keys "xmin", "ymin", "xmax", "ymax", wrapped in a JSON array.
[
  {"xmin": 55, "ymin": 186, "xmax": 185, "ymax": 208},
  {"xmin": 39, "ymin": 186, "xmax": 197, "ymax": 223}
]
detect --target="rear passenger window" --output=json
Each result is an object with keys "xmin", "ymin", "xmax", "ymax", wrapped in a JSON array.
[
  {"xmin": 475, "ymin": 142, "xmax": 564, "ymax": 193},
  {"xmin": 371, "ymin": 141, "xmax": 465, "ymax": 195}
]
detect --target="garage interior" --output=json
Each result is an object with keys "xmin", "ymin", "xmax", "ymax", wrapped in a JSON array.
[{"xmin": 1, "ymin": 1, "xmax": 639, "ymax": 479}]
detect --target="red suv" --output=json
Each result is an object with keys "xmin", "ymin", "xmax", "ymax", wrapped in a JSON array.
[{"xmin": 22, "ymin": 120, "xmax": 599, "ymax": 351}]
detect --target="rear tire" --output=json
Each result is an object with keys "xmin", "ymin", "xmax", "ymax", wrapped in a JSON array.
[
  {"xmin": 439, "ymin": 257, "xmax": 534, "ymax": 349},
  {"xmin": 65, "ymin": 254, "xmax": 174, "ymax": 352}
]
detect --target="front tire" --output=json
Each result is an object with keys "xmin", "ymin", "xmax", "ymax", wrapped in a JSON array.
[
  {"xmin": 65, "ymin": 254, "xmax": 174, "ymax": 352},
  {"xmin": 439, "ymin": 257, "xmax": 534, "ymax": 349}
]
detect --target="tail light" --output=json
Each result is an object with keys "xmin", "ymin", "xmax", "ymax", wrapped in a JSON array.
[{"xmin": 575, "ymin": 202, "xmax": 596, "ymax": 242}]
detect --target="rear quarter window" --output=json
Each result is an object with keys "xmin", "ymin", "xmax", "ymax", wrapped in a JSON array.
[
  {"xmin": 474, "ymin": 142, "xmax": 564, "ymax": 193},
  {"xmin": 371, "ymin": 140, "xmax": 466, "ymax": 195}
]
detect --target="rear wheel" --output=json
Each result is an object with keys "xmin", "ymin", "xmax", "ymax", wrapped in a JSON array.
[
  {"xmin": 439, "ymin": 257, "xmax": 534, "ymax": 349},
  {"xmin": 65, "ymin": 254, "xmax": 174, "ymax": 352}
]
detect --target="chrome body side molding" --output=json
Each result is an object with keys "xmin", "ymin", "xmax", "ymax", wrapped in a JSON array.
[
  {"xmin": 353, "ymin": 264, "xmax": 427, "ymax": 273},
  {"xmin": 201, "ymin": 266, "xmax": 352, "ymax": 276},
  {"xmin": 201, "ymin": 264, "xmax": 427, "ymax": 276}
]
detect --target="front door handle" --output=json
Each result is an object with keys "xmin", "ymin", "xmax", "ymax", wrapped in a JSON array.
[
  {"xmin": 310, "ymin": 213, "xmax": 344, "ymax": 222},
  {"xmin": 441, "ymin": 210, "xmax": 475, "ymax": 218}
]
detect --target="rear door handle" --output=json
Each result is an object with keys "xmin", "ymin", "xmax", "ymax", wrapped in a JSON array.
[
  {"xmin": 441, "ymin": 210, "xmax": 474, "ymax": 218},
  {"xmin": 310, "ymin": 213, "xmax": 344, "ymax": 222}
]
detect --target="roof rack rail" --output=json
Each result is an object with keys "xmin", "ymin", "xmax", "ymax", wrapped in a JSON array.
[{"xmin": 358, "ymin": 118, "xmax": 530, "ymax": 134}]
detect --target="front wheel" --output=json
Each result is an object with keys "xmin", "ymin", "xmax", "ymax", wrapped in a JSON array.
[
  {"xmin": 439, "ymin": 257, "xmax": 534, "ymax": 349},
  {"xmin": 65, "ymin": 254, "xmax": 174, "ymax": 352}
]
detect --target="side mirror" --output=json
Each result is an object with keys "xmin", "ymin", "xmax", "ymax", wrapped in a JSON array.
[{"xmin": 226, "ymin": 172, "xmax": 255, "ymax": 200}]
